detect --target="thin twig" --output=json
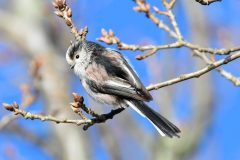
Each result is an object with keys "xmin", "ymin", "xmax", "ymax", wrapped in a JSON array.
[
  {"xmin": 53, "ymin": 0, "xmax": 88, "ymax": 40},
  {"xmin": 162, "ymin": 0, "xmax": 182, "ymax": 39},
  {"xmin": 2, "ymin": 101, "xmax": 125, "ymax": 130},
  {"xmin": 217, "ymin": 69, "xmax": 240, "ymax": 86},
  {"xmin": 146, "ymin": 52, "xmax": 240, "ymax": 90},
  {"xmin": 183, "ymin": 41, "xmax": 240, "ymax": 55},
  {"xmin": 98, "ymin": 29, "xmax": 240, "ymax": 58},
  {"xmin": 193, "ymin": 50, "xmax": 240, "ymax": 86},
  {"xmin": 133, "ymin": 0, "xmax": 178, "ymax": 38},
  {"xmin": 82, "ymin": 108, "xmax": 125, "ymax": 130},
  {"xmin": 3, "ymin": 104, "xmax": 92, "ymax": 125}
]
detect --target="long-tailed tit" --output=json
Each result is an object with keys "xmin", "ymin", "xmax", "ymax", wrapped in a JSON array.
[{"xmin": 66, "ymin": 40, "xmax": 180, "ymax": 137}]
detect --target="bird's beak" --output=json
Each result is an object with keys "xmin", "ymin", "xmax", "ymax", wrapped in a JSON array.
[{"xmin": 70, "ymin": 64, "xmax": 75, "ymax": 69}]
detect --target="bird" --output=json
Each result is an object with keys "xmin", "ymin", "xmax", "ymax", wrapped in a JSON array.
[{"xmin": 66, "ymin": 40, "xmax": 180, "ymax": 137}]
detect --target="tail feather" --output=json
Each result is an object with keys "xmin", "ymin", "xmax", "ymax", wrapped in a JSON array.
[{"xmin": 129, "ymin": 100, "xmax": 180, "ymax": 138}]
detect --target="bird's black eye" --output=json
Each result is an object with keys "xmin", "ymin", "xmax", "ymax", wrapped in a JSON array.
[{"xmin": 76, "ymin": 55, "xmax": 79, "ymax": 59}]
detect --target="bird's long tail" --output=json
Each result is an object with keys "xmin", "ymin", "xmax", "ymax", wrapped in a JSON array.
[{"xmin": 126, "ymin": 100, "xmax": 180, "ymax": 138}]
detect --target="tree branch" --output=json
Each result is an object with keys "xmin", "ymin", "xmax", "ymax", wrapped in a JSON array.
[
  {"xmin": 2, "ymin": 93, "xmax": 125, "ymax": 130},
  {"xmin": 192, "ymin": 49, "xmax": 240, "ymax": 86},
  {"xmin": 53, "ymin": 0, "xmax": 88, "ymax": 40},
  {"xmin": 147, "ymin": 51, "xmax": 240, "ymax": 90},
  {"xmin": 98, "ymin": 29, "xmax": 240, "ymax": 58},
  {"xmin": 133, "ymin": 0, "xmax": 178, "ymax": 38}
]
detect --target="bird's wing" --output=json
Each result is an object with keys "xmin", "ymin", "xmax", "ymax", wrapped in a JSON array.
[
  {"xmin": 85, "ymin": 48, "xmax": 152, "ymax": 101},
  {"xmin": 85, "ymin": 77, "xmax": 149, "ymax": 101},
  {"xmin": 106, "ymin": 49, "xmax": 152, "ymax": 101}
]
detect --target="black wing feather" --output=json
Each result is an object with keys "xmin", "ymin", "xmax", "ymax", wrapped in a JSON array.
[{"xmin": 86, "ymin": 78, "xmax": 148, "ymax": 101}]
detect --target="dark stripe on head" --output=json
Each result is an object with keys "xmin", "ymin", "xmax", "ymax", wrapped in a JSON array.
[{"xmin": 67, "ymin": 40, "xmax": 83, "ymax": 60}]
